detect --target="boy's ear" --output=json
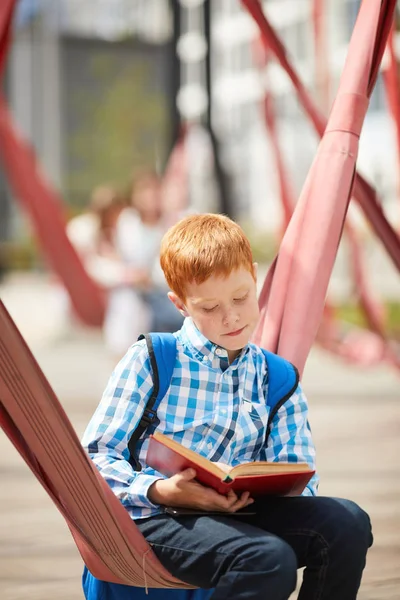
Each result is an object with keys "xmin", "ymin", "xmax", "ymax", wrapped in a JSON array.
[{"xmin": 168, "ymin": 292, "xmax": 189, "ymax": 317}]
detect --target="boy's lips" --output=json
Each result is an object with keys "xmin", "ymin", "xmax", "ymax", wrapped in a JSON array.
[{"xmin": 224, "ymin": 326, "xmax": 246, "ymax": 337}]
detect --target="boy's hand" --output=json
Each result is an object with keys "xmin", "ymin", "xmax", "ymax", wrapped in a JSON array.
[{"xmin": 148, "ymin": 468, "xmax": 254, "ymax": 513}]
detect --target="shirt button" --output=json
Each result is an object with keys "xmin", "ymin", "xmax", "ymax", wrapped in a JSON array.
[
  {"xmin": 202, "ymin": 356, "xmax": 209, "ymax": 363},
  {"xmin": 221, "ymin": 408, "xmax": 227, "ymax": 415},
  {"xmin": 215, "ymin": 348, "xmax": 223, "ymax": 356},
  {"xmin": 207, "ymin": 442, "xmax": 213, "ymax": 450}
]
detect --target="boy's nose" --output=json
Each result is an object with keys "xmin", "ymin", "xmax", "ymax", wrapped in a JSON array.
[{"xmin": 222, "ymin": 309, "xmax": 240, "ymax": 327}]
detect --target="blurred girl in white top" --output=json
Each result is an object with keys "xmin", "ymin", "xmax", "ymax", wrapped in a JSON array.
[{"xmin": 104, "ymin": 171, "xmax": 183, "ymax": 357}]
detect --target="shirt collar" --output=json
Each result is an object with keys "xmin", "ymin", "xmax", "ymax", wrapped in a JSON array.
[{"xmin": 177, "ymin": 317, "xmax": 249, "ymax": 367}]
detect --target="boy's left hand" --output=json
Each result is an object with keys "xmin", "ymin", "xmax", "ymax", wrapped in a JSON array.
[{"xmin": 148, "ymin": 468, "xmax": 254, "ymax": 513}]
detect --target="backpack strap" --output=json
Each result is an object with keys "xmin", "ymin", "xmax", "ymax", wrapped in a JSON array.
[
  {"xmin": 262, "ymin": 349, "xmax": 299, "ymax": 445},
  {"xmin": 127, "ymin": 333, "xmax": 177, "ymax": 471}
]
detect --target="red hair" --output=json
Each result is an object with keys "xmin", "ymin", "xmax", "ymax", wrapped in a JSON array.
[{"xmin": 160, "ymin": 214, "xmax": 255, "ymax": 300}]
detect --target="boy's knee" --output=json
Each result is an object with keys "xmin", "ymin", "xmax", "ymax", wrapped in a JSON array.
[
  {"xmin": 236, "ymin": 536, "xmax": 297, "ymax": 594},
  {"xmin": 329, "ymin": 498, "xmax": 373, "ymax": 553}
]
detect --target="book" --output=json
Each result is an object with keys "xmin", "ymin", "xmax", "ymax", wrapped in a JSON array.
[{"xmin": 146, "ymin": 431, "xmax": 315, "ymax": 497}]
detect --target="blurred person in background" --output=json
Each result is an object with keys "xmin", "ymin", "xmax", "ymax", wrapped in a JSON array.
[
  {"xmin": 67, "ymin": 184, "xmax": 128, "ymax": 286},
  {"xmin": 55, "ymin": 185, "xmax": 150, "ymax": 349},
  {"xmin": 104, "ymin": 170, "xmax": 184, "ymax": 357}
]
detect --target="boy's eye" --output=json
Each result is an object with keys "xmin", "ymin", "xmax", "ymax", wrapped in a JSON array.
[
  {"xmin": 203, "ymin": 306, "xmax": 218, "ymax": 313},
  {"xmin": 234, "ymin": 294, "xmax": 248, "ymax": 303}
]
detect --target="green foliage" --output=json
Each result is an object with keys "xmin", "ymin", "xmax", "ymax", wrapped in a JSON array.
[
  {"xmin": 0, "ymin": 238, "xmax": 41, "ymax": 271},
  {"xmin": 65, "ymin": 54, "xmax": 168, "ymax": 209},
  {"xmin": 336, "ymin": 302, "xmax": 400, "ymax": 339},
  {"xmin": 239, "ymin": 220, "xmax": 278, "ymax": 265}
]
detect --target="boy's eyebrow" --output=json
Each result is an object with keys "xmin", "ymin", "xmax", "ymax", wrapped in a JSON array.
[{"xmin": 191, "ymin": 286, "xmax": 249, "ymax": 304}]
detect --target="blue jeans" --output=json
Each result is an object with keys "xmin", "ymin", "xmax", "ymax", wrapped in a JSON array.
[{"xmin": 134, "ymin": 496, "xmax": 372, "ymax": 600}]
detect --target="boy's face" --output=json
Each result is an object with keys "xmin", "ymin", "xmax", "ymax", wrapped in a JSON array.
[{"xmin": 169, "ymin": 265, "xmax": 259, "ymax": 362}]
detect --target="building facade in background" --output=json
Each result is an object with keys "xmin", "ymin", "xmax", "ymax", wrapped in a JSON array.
[
  {"xmin": 2, "ymin": 0, "xmax": 399, "ymax": 244},
  {"xmin": 179, "ymin": 0, "xmax": 398, "ymax": 229}
]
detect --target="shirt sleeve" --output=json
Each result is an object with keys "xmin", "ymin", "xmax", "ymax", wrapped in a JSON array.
[
  {"xmin": 262, "ymin": 383, "xmax": 319, "ymax": 496},
  {"xmin": 81, "ymin": 341, "xmax": 166, "ymax": 510}
]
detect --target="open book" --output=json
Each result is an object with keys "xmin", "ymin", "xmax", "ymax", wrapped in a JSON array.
[{"xmin": 146, "ymin": 432, "xmax": 315, "ymax": 497}]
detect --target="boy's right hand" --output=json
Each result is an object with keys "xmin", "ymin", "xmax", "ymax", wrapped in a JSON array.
[{"xmin": 148, "ymin": 468, "xmax": 254, "ymax": 513}]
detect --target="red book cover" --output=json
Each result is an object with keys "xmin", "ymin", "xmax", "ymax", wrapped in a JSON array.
[{"xmin": 146, "ymin": 432, "xmax": 314, "ymax": 497}]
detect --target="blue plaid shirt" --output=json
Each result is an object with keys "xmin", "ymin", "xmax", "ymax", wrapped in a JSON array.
[{"xmin": 82, "ymin": 318, "xmax": 318, "ymax": 520}]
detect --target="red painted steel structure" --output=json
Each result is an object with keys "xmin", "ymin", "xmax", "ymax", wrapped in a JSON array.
[
  {"xmin": 247, "ymin": 0, "xmax": 398, "ymax": 375},
  {"xmin": 0, "ymin": 1, "xmax": 106, "ymax": 327},
  {"xmin": 383, "ymin": 23, "xmax": 400, "ymax": 210},
  {"xmin": 242, "ymin": 0, "xmax": 400, "ymax": 275}
]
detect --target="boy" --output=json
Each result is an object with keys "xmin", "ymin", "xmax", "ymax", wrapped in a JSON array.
[{"xmin": 82, "ymin": 214, "xmax": 372, "ymax": 599}]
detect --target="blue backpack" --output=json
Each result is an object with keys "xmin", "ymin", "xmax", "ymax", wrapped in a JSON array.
[{"xmin": 83, "ymin": 333, "xmax": 299, "ymax": 600}]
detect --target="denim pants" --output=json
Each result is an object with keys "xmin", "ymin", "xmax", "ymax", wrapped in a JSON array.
[{"xmin": 135, "ymin": 496, "xmax": 373, "ymax": 600}]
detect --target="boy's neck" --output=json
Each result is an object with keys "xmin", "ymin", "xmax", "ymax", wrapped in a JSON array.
[{"xmin": 227, "ymin": 348, "xmax": 242, "ymax": 364}]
